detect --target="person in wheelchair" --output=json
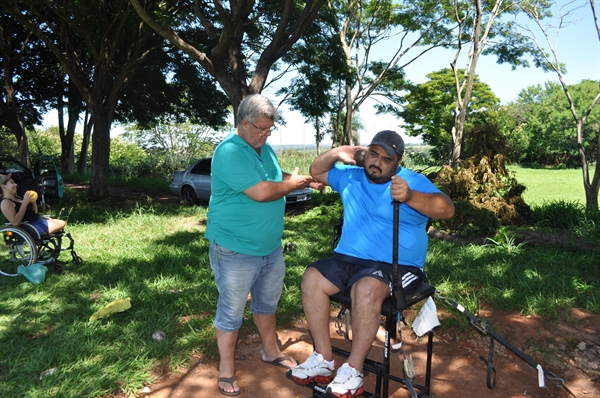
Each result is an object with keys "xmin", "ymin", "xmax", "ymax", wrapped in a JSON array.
[
  {"xmin": 0, "ymin": 173, "xmax": 65, "ymax": 236},
  {"xmin": 288, "ymin": 130, "xmax": 454, "ymax": 398}
]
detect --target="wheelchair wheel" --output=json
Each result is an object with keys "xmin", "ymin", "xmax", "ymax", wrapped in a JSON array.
[
  {"xmin": 37, "ymin": 235, "xmax": 62, "ymax": 265},
  {"xmin": 0, "ymin": 227, "xmax": 38, "ymax": 276}
]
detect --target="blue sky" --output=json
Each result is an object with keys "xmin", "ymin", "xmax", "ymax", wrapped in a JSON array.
[{"xmin": 267, "ymin": 1, "xmax": 600, "ymax": 147}]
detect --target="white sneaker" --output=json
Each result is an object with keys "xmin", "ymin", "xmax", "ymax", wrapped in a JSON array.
[
  {"xmin": 326, "ymin": 362, "xmax": 364, "ymax": 398},
  {"xmin": 287, "ymin": 351, "xmax": 335, "ymax": 385}
]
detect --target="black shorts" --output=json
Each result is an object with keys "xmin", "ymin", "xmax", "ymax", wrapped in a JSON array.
[{"xmin": 309, "ymin": 252, "xmax": 426, "ymax": 296}]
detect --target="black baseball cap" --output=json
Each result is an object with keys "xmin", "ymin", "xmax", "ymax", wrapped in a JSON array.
[{"xmin": 369, "ymin": 130, "xmax": 404, "ymax": 158}]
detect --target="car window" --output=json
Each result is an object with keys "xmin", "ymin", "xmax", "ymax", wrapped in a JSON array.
[
  {"xmin": 0, "ymin": 157, "xmax": 33, "ymax": 178},
  {"xmin": 191, "ymin": 158, "xmax": 212, "ymax": 175},
  {"xmin": 36, "ymin": 158, "xmax": 57, "ymax": 176}
]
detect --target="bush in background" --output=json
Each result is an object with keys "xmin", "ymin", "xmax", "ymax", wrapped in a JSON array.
[{"xmin": 529, "ymin": 199, "xmax": 600, "ymax": 241}]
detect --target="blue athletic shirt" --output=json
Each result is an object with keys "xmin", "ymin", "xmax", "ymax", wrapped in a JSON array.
[
  {"xmin": 205, "ymin": 132, "xmax": 285, "ymax": 256},
  {"xmin": 328, "ymin": 164, "xmax": 441, "ymax": 269}
]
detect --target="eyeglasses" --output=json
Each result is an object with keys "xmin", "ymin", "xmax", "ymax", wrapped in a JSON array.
[{"xmin": 250, "ymin": 121, "xmax": 277, "ymax": 135}]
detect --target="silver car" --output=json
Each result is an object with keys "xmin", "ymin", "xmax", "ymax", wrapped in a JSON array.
[{"xmin": 169, "ymin": 157, "xmax": 313, "ymax": 205}]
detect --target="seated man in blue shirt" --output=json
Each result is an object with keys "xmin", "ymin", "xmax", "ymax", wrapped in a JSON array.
[{"xmin": 288, "ymin": 130, "xmax": 455, "ymax": 398}]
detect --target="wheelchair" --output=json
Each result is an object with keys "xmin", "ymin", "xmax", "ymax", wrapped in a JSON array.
[{"xmin": 0, "ymin": 221, "xmax": 82, "ymax": 277}]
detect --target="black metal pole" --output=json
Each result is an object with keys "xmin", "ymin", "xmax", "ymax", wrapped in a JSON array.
[{"xmin": 392, "ymin": 201, "xmax": 407, "ymax": 311}]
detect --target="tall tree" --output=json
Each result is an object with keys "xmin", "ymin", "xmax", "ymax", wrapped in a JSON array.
[
  {"xmin": 448, "ymin": 0, "xmax": 541, "ymax": 168},
  {"xmin": 394, "ymin": 68, "xmax": 499, "ymax": 161},
  {"xmin": 335, "ymin": 0, "xmax": 453, "ymax": 145},
  {"xmin": 1, "ymin": 0, "xmax": 165, "ymax": 196},
  {"xmin": 519, "ymin": 0, "xmax": 600, "ymax": 209},
  {"xmin": 130, "ymin": 0, "xmax": 328, "ymax": 119}
]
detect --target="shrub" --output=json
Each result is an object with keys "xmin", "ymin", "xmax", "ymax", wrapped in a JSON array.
[
  {"xmin": 529, "ymin": 200, "xmax": 585, "ymax": 230},
  {"xmin": 434, "ymin": 120, "xmax": 534, "ymax": 228},
  {"xmin": 529, "ymin": 200, "xmax": 600, "ymax": 241},
  {"xmin": 432, "ymin": 199, "xmax": 499, "ymax": 236},
  {"xmin": 434, "ymin": 154, "xmax": 530, "ymax": 227}
]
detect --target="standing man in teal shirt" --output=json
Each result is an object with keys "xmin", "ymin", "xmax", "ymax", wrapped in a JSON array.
[{"xmin": 205, "ymin": 94, "xmax": 317, "ymax": 396}]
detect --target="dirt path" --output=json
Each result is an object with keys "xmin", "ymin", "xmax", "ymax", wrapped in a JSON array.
[{"xmin": 141, "ymin": 306, "xmax": 599, "ymax": 398}]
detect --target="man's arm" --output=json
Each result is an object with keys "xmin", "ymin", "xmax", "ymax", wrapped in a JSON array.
[
  {"xmin": 243, "ymin": 167, "xmax": 314, "ymax": 202},
  {"xmin": 309, "ymin": 146, "xmax": 364, "ymax": 185},
  {"xmin": 390, "ymin": 175, "xmax": 455, "ymax": 220}
]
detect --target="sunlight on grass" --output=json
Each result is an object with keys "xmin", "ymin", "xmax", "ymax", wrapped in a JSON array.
[
  {"xmin": 509, "ymin": 166, "xmax": 586, "ymax": 206},
  {"xmin": 523, "ymin": 268, "xmax": 542, "ymax": 281}
]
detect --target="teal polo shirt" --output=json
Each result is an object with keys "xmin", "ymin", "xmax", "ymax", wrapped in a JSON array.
[{"xmin": 205, "ymin": 132, "xmax": 285, "ymax": 256}]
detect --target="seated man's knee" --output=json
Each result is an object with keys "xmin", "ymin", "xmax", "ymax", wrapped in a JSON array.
[
  {"xmin": 301, "ymin": 266, "xmax": 321, "ymax": 290},
  {"xmin": 351, "ymin": 277, "xmax": 388, "ymax": 304}
]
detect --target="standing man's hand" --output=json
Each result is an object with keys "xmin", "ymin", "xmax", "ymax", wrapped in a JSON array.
[{"xmin": 288, "ymin": 167, "xmax": 316, "ymax": 190}]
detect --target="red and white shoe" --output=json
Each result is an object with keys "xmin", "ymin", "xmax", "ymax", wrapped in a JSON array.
[
  {"xmin": 287, "ymin": 351, "xmax": 335, "ymax": 385},
  {"xmin": 326, "ymin": 362, "xmax": 364, "ymax": 398}
]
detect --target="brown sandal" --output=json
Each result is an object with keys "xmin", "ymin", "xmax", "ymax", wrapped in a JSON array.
[
  {"xmin": 218, "ymin": 375, "xmax": 240, "ymax": 396},
  {"xmin": 260, "ymin": 353, "xmax": 298, "ymax": 369}
]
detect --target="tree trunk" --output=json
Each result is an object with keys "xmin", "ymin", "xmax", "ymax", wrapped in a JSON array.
[
  {"xmin": 1, "ymin": 80, "xmax": 29, "ymax": 164},
  {"xmin": 344, "ymin": 79, "xmax": 353, "ymax": 146},
  {"xmin": 59, "ymin": 80, "xmax": 81, "ymax": 175},
  {"xmin": 578, "ymin": 120, "xmax": 600, "ymax": 209},
  {"xmin": 62, "ymin": 114, "xmax": 76, "ymax": 175},
  {"xmin": 450, "ymin": 0, "xmax": 501, "ymax": 168},
  {"xmin": 315, "ymin": 115, "xmax": 321, "ymax": 155},
  {"xmin": 89, "ymin": 103, "xmax": 112, "ymax": 197},
  {"xmin": 2, "ymin": 106, "xmax": 29, "ymax": 164},
  {"xmin": 77, "ymin": 111, "xmax": 92, "ymax": 175},
  {"xmin": 17, "ymin": 118, "xmax": 29, "ymax": 167},
  {"xmin": 333, "ymin": 99, "xmax": 343, "ymax": 148},
  {"xmin": 56, "ymin": 94, "xmax": 73, "ymax": 174}
]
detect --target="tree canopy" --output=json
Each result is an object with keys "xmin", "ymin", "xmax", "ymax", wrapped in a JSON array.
[
  {"xmin": 130, "ymin": 0, "xmax": 328, "ymax": 118},
  {"xmin": 500, "ymin": 80, "xmax": 600, "ymax": 167},
  {"xmin": 387, "ymin": 68, "xmax": 499, "ymax": 161},
  {"xmin": 115, "ymin": 46, "xmax": 230, "ymax": 129}
]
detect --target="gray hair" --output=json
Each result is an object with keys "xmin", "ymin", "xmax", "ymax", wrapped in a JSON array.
[{"xmin": 236, "ymin": 94, "xmax": 279, "ymax": 125}]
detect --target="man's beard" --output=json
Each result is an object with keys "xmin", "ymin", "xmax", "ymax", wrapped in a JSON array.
[{"xmin": 364, "ymin": 165, "xmax": 392, "ymax": 184}]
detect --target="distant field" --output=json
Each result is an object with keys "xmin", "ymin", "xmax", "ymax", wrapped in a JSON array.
[{"xmin": 508, "ymin": 166, "xmax": 587, "ymax": 206}]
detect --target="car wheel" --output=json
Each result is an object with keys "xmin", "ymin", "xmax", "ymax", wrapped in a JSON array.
[{"xmin": 182, "ymin": 186, "xmax": 198, "ymax": 206}]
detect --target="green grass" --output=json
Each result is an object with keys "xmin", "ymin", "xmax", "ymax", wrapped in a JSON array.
[
  {"xmin": 1, "ymin": 164, "xmax": 599, "ymax": 397},
  {"xmin": 509, "ymin": 165, "xmax": 587, "ymax": 206}
]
